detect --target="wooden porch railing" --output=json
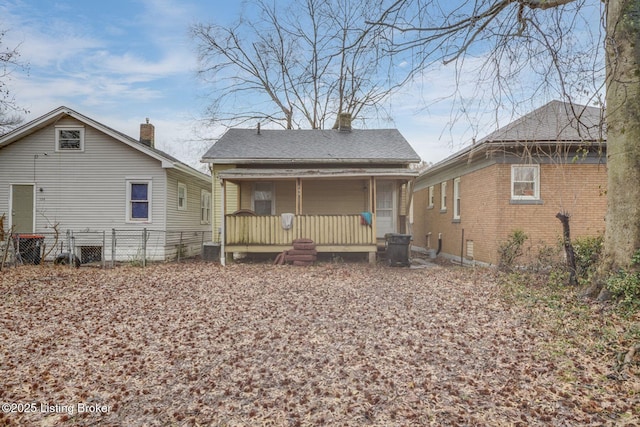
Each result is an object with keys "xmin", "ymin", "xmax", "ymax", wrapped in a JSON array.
[{"xmin": 225, "ymin": 214, "xmax": 375, "ymax": 246}]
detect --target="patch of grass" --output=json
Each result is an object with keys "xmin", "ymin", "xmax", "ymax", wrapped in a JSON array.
[
  {"xmin": 498, "ymin": 270, "xmax": 638, "ymax": 370},
  {"xmin": 607, "ymin": 250, "xmax": 640, "ymax": 314}
]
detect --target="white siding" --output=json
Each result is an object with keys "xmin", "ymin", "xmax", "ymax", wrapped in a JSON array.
[
  {"xmin": 0, "ymin": 117, "xmax": 216, "ymax": 261},
  {"xmin": 164, "ymin": 169, "xmax": 212, "ymax": 259},
  {"xmin": 0, "ymin": 117, "xmax": 167, "ymax": 232},
  {"xmin": 166, "ymin": 169, "xmax": 212, "ymax": 231}
]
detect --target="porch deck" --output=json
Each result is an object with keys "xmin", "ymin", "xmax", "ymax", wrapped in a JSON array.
[{"xmin": 224, "ymin": 214, "xmax": 377, "ymax": 254}]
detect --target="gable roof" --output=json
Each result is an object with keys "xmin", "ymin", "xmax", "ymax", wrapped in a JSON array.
[
  {"xmin": 479, "ymin": 100, "xmax": 605, "ymax": 143},
  {"xmin": 419, "ymin": 100, "xmax": 606, "ymax": 179},
  {"xmin": 0, "ymin": 106, "xmax": 210, "ymax": 181},
  {"xmin": 201, "ymin": 128, "xmax": 421, "ymax": 164}
]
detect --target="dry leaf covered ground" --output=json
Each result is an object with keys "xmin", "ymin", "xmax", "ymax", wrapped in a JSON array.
[{"xmin": 0, "ymin": 262, "xmax": 638, "ymax": 426}]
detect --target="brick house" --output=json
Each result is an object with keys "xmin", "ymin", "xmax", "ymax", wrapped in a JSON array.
[{"xmin": 412, "ymin": 100, "xmax": 607, "ymax": 265}]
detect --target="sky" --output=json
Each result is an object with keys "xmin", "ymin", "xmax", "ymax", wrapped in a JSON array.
[{"xmin": 1, "ymin": 0, "xmax": 603, "ymax": 172}]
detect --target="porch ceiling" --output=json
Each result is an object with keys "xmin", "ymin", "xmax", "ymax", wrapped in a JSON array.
[{"xmin": 217, "ymin": 167, "xmax": 419, "ymax": 181}]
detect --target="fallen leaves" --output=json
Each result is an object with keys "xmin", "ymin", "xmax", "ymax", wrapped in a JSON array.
[{"xmin": 0, "ymin": 262, "xmax": 638, "ymax": 426}]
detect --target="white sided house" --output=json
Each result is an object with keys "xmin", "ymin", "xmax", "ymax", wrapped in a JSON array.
[{"xmin": 0, "ymin": 106, "xmax": 212, "ymax": 262}]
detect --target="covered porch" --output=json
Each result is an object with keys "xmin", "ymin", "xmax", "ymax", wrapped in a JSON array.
[{"xmin": 217, "ymin": 168, "xmax": 417, "ymax": 264}]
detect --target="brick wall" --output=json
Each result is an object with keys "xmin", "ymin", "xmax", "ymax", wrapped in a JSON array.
[{"xmin": 413, "ymin": 162, "xmax": 607, "ymax": 265}]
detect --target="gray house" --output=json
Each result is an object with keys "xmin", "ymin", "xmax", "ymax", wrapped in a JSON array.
[
  {"xmin": 201, "ymin": 114, "xmax": 421, "ymax": 263},
  {"xmin": 0, "ymin": 106, "xmax": 212, "ymax": 262}
]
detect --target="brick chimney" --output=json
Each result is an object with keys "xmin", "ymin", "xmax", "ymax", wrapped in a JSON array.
[
  {"xmin": 338, "ymin": 112, "xmax": 352, "ymax": 132},
  {"xmin": 140, "ymin": 118, "xmax": 155, "ymax": 148}
]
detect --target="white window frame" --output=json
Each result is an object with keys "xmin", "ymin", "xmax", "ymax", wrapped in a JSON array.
[
  {"xmin": 201, "ymin": 190, "xmax": 211, "ymax": 224},
  {"xmin": 177, "ymin": 182, "xmax": 187, "ymax": 211},
  {"xmin": 55, "ymin": 126, "xmax": 85, "ymax": 152},
  {"xmin": 252, "ymin": 182, "xmax": 275, "ymax": 215},
  {"xmin": 511, "ymin": 165, "xmax": 540, "ymax": 200},
  {"xmin": 453, "ymin": 177, "xmax": 461, "ymax": 220},
  {"xmin": 126, "ymin": 179, "xmax": 152, "ymax": 223},
  {"xmin": 440, "ymin": 181, "xmax": 447, "ymax": 211},
  {"xmin": 428, "ymin": 185, "xmax": 434, "ymax": 208}
]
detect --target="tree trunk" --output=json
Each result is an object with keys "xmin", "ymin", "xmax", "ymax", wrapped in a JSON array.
[
  {"xmin": 588, "ymin": 0, "xmax": 640, "ymax": 297},
  {"xmin": 556, "ymin": 212, "xmax": 577, "ymax": 285}
]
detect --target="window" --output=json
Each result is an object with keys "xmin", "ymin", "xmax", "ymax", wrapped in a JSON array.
[
  {"xmin": 178, "ymin": 182, "xmax": 187, "ymax": 211},
  {"xmin": 511, "ymin": 165, "xmax": 540, "ymax": 200},
  {"xmin": 126, "ymin": 180, "xmax": 152, "ymax": 222},
  {"xmin": 201, "ymin": 190, "xmax": 211, "ymax": 224},
  {"xmin": 453, "ymin": 177, "xmax": 461, "ymax": 220},
  {"xmin": 252, "ymin": 182, "xmax": 274, "ymax": 215},
  {"xmin": 440, "ymin": 182, "xmax": 447, "ymax": 211},
  {"xmin": 55, "ymin": 126, "xmax": 84, "ymax": 151},
  {"xmin": 428, "ymin": 186, "xmax": 434, "ymax": 208}
]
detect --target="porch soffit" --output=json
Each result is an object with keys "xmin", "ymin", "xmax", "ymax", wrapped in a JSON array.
[{"xmin": 217, "ymin": 168, "xmax": 419, "ymax": 181}]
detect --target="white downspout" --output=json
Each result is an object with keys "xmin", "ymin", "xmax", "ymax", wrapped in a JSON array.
[{"xmin": 220, "ymin": 178, "xmax": 226, "ymax": 266}]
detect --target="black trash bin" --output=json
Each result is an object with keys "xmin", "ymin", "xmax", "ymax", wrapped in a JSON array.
[
  {"xmin": 14, "ymin": 234, "xmax": 45, "ymax": 265},
  {"xmin": 385, "ymin": 233, "xmax": 412, "ymax": 267}
]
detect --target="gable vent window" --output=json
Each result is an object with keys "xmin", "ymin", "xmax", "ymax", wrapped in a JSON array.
[{"xmin": 55, "ymin": 126, "xmax": 85, "ymax": 152}]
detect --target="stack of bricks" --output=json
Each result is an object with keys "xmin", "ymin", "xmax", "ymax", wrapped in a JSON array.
[{"xmin": 274, "ymin": 238, "xmax": 317, "ymax": 266}]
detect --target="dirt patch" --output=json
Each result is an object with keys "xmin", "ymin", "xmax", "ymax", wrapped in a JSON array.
[{"xmin": 0, "ymin": 263, "xmax": 637, "ymax": 426}]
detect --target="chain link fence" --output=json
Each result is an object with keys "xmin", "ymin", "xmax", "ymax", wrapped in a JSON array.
[{"xmin": 1, "ymin": 229, "xmax": 210, "ymax": 269}]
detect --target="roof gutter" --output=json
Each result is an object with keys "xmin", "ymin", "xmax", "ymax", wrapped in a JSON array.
[
  {"xmin": 218, "ymin": 168, "xmax": 419, "ymax": 181},
  {"xmin": 200, "ymin": 157, "xmax": 421, "ymax": 165}
]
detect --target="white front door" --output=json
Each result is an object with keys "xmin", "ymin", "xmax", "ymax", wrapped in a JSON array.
[{"xmin": 376, "ymin": 180, "xmax": 396, "ymax": 238}]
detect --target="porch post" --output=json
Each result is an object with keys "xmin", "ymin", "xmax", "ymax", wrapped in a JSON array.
[
  {"xmin": 369, "ymin": 176, "xmax": 377, "ymax": 264},
  {"xmin": 295, "ymin": 178, "xmax": 302, "ymax": 215},
  {"xmin": 371, "ymin": 176, "xmax": 377, "ymax": 242},
  {"xmin": 405, "ymin": 178, "xmax": 416, "ymax": 235},
  {"xmin": 220, "ymin": 179, "xmax": 226, "ymax": 266}
]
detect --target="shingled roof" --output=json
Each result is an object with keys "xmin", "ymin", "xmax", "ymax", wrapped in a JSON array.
[
  {"xmin": 479, "ymin": 100, "xmax": 605, "ymax": 143},
  {"xmin": 201, "ymin": 128, "xmax": 421, "ymax": 164},
  {"xmin": 419, "ymin": 100, "xmax": 606, "ymax": 176},
  {"xmin": 0, "ymin": 106, "xmax": 210, "ymax": 181}
]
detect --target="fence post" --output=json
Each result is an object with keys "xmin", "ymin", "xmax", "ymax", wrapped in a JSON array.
[
  {"xmin": 142, "ymin": 228, "xmax": 147, "ymax": 268},
  {"xmin": 111, "ymin": 229, "xmax": 116, "ymax": 268},
  {"xmin": 178, "ymin": 231, "xmax": 183, "ymax": 262},
  {"xmin": 102, "ymin": 230, "xmax": 106, "ymax": 269}
]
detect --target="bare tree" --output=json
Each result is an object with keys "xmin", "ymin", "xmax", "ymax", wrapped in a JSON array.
[
  {"xmin": 0, "ymin": 27, "xmax": 28, "ymax": 133},
  {"xmin": 370, "ymin": 1, "xmax": 605, "ymax": 118},
  {"xmin": 371, "ymin": 1, "xmax": 640, "ymax": 291},
  {"xmin": 191, "ymin": 0, "xmax": 410, "ymax": 130}
]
